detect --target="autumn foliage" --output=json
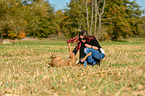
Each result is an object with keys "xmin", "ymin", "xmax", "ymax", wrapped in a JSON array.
[
  {"xmin": 17, "ymin": 32, "xmax": 26, "ymax": 39},
  {"xmin": 0, "ymin": 0, "xmax": 144, "ymax": 41}
]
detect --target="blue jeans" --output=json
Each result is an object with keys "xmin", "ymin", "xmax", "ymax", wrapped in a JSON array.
[
  {"xmin": 84, "ymin": 60, "xmax": 96, "ymax": 66},
  {"xmin": 84, "ymin": 47, "xmax": 105, "ymax": 64}
]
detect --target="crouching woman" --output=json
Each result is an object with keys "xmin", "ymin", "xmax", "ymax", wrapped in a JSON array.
[{"xmin": 79, "ymin": 30, "xmax": 105, "ymax": 66}]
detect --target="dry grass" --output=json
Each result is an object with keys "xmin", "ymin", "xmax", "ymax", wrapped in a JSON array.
[{"xmin": 0, "ymin": 39, "xmax": 145, "ymax": 96}]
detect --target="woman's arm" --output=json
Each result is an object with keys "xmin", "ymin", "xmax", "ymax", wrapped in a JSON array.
[{"xmin": 85, "ymin": 44, "xmax": 99, "ymax": 50}]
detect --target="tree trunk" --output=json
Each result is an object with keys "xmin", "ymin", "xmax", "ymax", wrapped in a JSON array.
[
  {"xmin": 98, "ymin": 14, "xmax": 101, "ymax": 32},
  {"xmin": 0, "ymin": 32, "xmax": 3, "ymax": 43},
  {"xmin": 86, "ymin": 0, "xmax": 90, "ymax": 33},
  {"xmin": 90, "ymin": 0, "xmax": 94, "ymax": 35},
  {"xmin": 95, "ymin": 0, "xmax": 98, "ymax": 35},
  {"xmin": 97, "ymin": 0, "xmax": 105, "ymax": 33}
]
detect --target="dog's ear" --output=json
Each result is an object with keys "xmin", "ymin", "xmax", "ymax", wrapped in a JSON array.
[
  {"xmin": 50, "ymin": 53, "xmax": 56, "ymax": 59},
  {"xmin": 50, "ymin": 55, "xmax": 55, "ymax": 59}
]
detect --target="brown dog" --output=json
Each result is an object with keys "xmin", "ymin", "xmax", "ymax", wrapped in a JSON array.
[{"xmin": 49, "ymin": 43, "xmax": 91, "ymax": 67}]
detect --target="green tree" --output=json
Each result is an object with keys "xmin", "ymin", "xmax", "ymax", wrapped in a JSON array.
[
  {"xmin": 103, "ymin": 0, "xmax": 142, "ymax": 40},
  {"xmin": 0, "ymin": 0, "xmax": 25, "ymax": 40},
  {"xmin": 62, "ymin": 0, "xmax": 143, "ymax": 40},
  {"xmin": 0, "ymin": 0, "xmax": 56, "ymax": 40},
  {"xmin": 138, "ymin": 16, "xmax": 145, "ymax": 37},
  {"xmin": 54, "ymin": 10, "xmax": 65, "ymax": 34},
  {"xmin": 62, "ymin": 0, "xmax": 87, "ymax": 37},
  {"xmin": 23, "ymin": 0, "xmax": 55, "ymax": 38}
]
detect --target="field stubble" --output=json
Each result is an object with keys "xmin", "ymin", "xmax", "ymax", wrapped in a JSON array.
[{"xmin": 0, "ymin": 39, "xmax": 145, "ymax": 96}]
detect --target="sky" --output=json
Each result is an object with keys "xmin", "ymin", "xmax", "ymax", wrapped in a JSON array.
[
  {"xmin": 130, "ymin": 0, "xmax": 145, "ymax": 16},
  {"xmin": 49, "ymin": 0, "xmax": 70, "ymax": 11},
  {"xmin": 49, "ymin": 0, "xmax": 145, "ymax": 16}
]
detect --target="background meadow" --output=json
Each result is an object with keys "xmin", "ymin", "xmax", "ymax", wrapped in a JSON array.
[{"xmin": 0, "ymin": 38, "xmax": 145, "ymax": 96}]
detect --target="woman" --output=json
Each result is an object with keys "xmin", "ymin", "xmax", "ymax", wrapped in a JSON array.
[
  {"xmin": 79, "ymin": 30, "xmax": 105, "ymax": 66},
  {"xmin": 67, "ymin": 30, "xmax": 105, "ymax": 66}
]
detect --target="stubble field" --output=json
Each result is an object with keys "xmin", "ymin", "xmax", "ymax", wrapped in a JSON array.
[{"xmin": 0, "ymin": 38, "xmax": 145, "ymax": 96}]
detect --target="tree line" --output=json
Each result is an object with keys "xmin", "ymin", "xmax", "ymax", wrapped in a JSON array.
[{"xmin": 0, "ymin": 0, "xmax": 145, "ymax": 41}]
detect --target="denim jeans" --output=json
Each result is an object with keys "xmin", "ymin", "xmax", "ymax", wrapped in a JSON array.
[
  {"xmin": 84, "ymin": 47, "xmax": 105, "ymax": 64},
  {"xmin": 84, "ymin": 60, "xmax": 96, "ymax": 66}
]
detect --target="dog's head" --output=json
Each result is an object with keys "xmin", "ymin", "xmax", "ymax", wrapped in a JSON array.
[{"xmin": 50, "ymin": 54, "xmax": 62, "ymax": 61}]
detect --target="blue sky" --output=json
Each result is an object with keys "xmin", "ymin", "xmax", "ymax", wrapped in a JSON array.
[
  {"xmin": 49, "ymin": 0, "xmax": 145, "ymax": 15},
  {"xmin": 49, "ymin": 0, "xmax": 70, "ymax": 10}
]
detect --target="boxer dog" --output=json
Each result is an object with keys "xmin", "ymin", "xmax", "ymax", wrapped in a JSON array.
[{"xmin": 49, "ymin": 43, "xmax": 91, "ymax": 67}]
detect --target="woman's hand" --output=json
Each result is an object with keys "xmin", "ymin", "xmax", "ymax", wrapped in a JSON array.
[{"xmin": 85, "ymin": 44, "xmax": 98, "ymax": 50}]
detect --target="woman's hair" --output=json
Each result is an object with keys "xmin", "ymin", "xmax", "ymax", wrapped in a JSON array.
[
  {"xmin": 79, "ymin": 30, "xmax": 94, "ymax": 41},
  {"xmin": 67, "ymin": 30, "xmax": 94, "ymax": 43},
  {"xmin": 67, "ymin": 30, "xmax": 88, "ymax": 43},
  {"xmin": 66, "ymin": 35, "xmax": 79, "ymax": 43},
  {"xmin": 79, "ymin": 30, "xmax": 89, "ymax": 39}
]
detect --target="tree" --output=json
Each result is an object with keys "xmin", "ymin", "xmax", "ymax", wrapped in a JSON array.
[
  {"xmin": 0, "ymin": 0, "xmax": 56, "ymax": 39},
  {"xmin": 62, "ymin": 0, "xmax": 87, "ymax": 37},
  {"xmin": 64, "ymin": 0, "xmax": 106, "ymax": 37},
  {"xmin": 63, "ymin": 0, "xmax": 143, "ymax": 40},
  {"xmin": 23, "ymin": 0, "xmax": 55, "ymax": 38},
  {"xmin": 103, "ymin": 0, "xmax": 142, "ymax": 40},
  {"xmin": 96, "ymin": 0, "xmax": 105, "ymax": 33},
  {"xmin": 86, "ymin": 0, "xmax": 90, "ymax": 33},
  {"xmin": 0, "ymin": 0, "xmax": 143, "ymax": 40},
  {"xmin": 138, "ymin": 16, "xmax": 145, "ymax": 37},
  {"xmin": 0, "ymin": 0, "xmax": 25, "ymax": 40},
  {"xmin": 54, "ymin": 10, "xmax": 65, "ymax": 34},
  {"xmin": 89, "ymin": 0, "xmax": 94, "ymax": 35}
]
